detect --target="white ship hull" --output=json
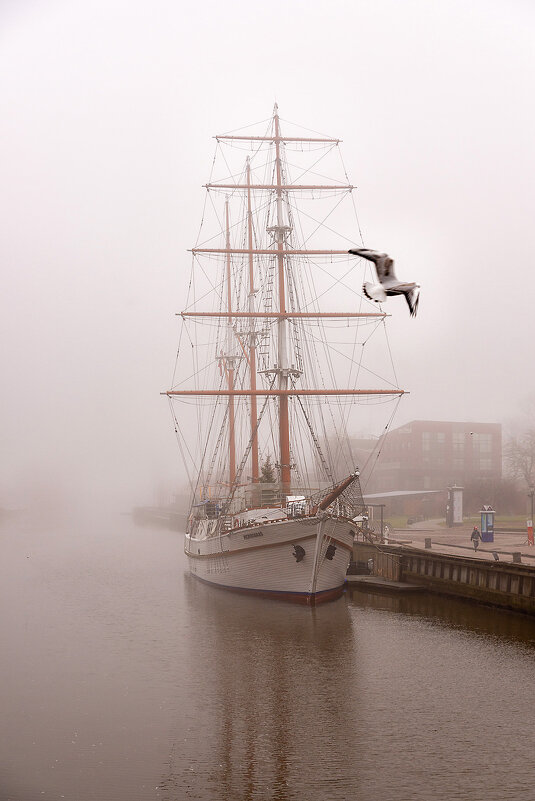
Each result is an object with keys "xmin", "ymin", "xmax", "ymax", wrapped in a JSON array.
[{"xmin": 185, "ymin": 514, "xmax": 354, "ymax": 605}]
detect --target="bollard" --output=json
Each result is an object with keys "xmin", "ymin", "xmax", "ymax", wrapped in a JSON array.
[
  {"xmin": 425, "ymin": 537, "xmax": 432, "ymax": 549},
  {"xmin": 512, "ymin": 552, "xmax": 522, "ymax": 564}
]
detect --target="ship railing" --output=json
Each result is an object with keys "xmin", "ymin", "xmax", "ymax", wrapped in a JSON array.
[{"xmin": 192, "ymin": 500, "xmax": 225, "ymax": 520}]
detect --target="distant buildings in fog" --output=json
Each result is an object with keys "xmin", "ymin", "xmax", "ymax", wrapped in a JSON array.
[{"xmin": 340, "ymin": 420, "xmax": 502, "ymax": 494}]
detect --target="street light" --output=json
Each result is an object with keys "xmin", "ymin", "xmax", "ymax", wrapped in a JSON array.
[{"xmin": 528, "ymin": 486, "xmax": 534, "ymax": 546}]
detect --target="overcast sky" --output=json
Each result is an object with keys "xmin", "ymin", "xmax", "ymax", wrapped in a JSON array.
[{"xmin": 2, "ymin": 0, "xmax": 534, "ymax": 508}]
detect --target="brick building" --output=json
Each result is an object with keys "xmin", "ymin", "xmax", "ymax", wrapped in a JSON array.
[{"xmin": 368, "ymin": 420, "xmax": 502, "ymax": 493}]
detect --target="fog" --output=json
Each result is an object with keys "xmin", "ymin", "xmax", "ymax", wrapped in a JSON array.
[{"xmin": 2, "ymin": 0, "xmax": 534, "ymax": 511}]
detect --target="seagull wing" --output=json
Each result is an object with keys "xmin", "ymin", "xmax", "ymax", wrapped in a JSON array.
[
  {"xmin": 363, "ymin": 282, "xmax": 387, "ymax": 302},
  {"xmin": 375, "ymin": 255, "xmax": 396, "ymax": 282},
  {"xmin": 348, "ymin": 248, "xmax": 396, "ymax": 282},
  {"xmin": 404, "ymin": 287, "xmax": 420, "ymax": 317}
]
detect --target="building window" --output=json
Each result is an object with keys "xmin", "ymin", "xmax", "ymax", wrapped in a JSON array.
[
  {"xmin": 422, "ymin": 432, "xmax": 431, "ymax": 451},
  {"xmin": 479, "ymin": 458, "xmax": 492, "ymax": 471},
  {"xmin": 480, "ymin": 434, "xmax": 492, "ymax": 453},
  {"xmin": 452, "ymin": 432, "xmax": 465, "ymax": 452},
  {"xmin": 473, "ymin": 432, "xmax": 492, "ymax": 453}
]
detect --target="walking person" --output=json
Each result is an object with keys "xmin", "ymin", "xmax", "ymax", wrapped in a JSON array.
[{"xmin": 471, "ymin": 526, "xmax": 481, "ymax": 551}]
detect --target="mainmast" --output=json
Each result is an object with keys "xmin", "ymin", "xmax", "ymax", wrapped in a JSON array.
[
  {"xmin": 272, "ymin": 105, "xmax": 291, "ymax": 493},
  {"xmin": 246, "ymin": 158, "xmax": 259, "ymax": 483}
]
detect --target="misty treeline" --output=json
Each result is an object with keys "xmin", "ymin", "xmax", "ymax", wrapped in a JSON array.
[
  {"xmin": 463, "ymin": 477, "xmax": 524, "ymax": 516},
  {"xmin": 506, "ymin": 430, "xmax": 535, "ymax": 488},
  {"xmin": 471, "ymin": 428, "xmax": 535, "ymax": 515}
]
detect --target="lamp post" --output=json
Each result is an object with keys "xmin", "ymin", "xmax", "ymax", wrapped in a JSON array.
[
  {"xmin": 528, "ymin": 486, "xmax": 534, "ymax": 546},
  {"xmin": 366, "ymin": 503, "xmax": 386, "ymax": 540}
]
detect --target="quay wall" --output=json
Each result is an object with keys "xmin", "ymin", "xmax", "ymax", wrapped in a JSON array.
[{"xmin": 353, "ymin": 542, "xmax": 535, "ymax": 614}]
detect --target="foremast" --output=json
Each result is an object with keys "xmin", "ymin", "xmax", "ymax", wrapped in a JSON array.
[{"xmin": 224, "ymin": 198, "xmax": 236, "ymax": 485}]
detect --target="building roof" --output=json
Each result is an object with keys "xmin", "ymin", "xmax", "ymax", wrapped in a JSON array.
[
  {"xmin": 363, "ymin": 490, "xmax": 443, "ymax": 499},
  {"xmin": 390, "ymin": 419, "xmax": 501, "ymax": 433}
]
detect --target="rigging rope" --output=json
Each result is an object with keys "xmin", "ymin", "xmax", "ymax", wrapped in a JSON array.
[
  {"xmin": 217, "ymin": 376, "xmax": 276, "ymax": 527},
  {"xmin": 338, "ymin": 145, "xmax": 364, "ymax": 246},
  {"xmin": 294, "ymin": 392, "xmax": 334, "ymax": 482},
  {"xmin": 168, "ymin": 398, "xmax": 195, "ymax": 495},
  {"xmin": 170, "ymin": 111, "xmax": 405, "ymax": 513},
  {"xmin": 361, "ymin": 395, "xmax": 403, "ymax": 491}
]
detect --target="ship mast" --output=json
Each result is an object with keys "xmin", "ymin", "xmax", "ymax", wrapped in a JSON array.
[
  {"xmin": 166, "ymin": 107, "xmax": 406, "ymax": 502},
  {"xmin": 225, "ymin": 198, "xmax": 236, "ymax": 484},
  {"xmin": 273, "ymin": 105, "xmax": 291, "ymax": 493},
  {"xmin": 246, "ymin": 158, "xmax": 259, "ymax": 483}
]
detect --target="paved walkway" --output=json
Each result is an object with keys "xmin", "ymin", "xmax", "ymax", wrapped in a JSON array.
[{"xmin": 386, "ymin": 519, "xmax": 535, "ymax": 565}]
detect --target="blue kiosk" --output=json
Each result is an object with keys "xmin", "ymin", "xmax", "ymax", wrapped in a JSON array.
[{"xmin": 480, "ymin": 505, "xmax": 495, "ymax": 543}]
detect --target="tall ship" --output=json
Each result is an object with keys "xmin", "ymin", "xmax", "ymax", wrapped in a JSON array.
[{"xmin": 164, "ymin": 106, "xmax": 405, "ymax": 604}]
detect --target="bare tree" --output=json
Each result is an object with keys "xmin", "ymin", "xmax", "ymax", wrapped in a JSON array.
[
  {"xmin": 505, "ymin": 429, "xmax": 535, "ymax": 487},
  {"xmin": 463, "ymin": 477, "xmax": 524, "ymax": 515}
]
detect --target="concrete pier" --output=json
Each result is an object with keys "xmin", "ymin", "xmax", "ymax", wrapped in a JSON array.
[
  {"xmin": 352, "ymin": 541, "xmax": 535, "ymax": 615},
  {"xmin": 346, "ymin": 575, "xmax": 425, "ymax": 593}
]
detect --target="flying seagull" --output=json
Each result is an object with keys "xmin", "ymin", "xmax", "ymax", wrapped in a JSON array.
[{"xmin": 348, "ymin": 247, "xmax": 420, "ymax": 317}]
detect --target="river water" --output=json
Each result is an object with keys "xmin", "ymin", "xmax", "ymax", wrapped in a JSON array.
[{"xmin": 2, "ymin": 510, "xmax": 535, "ymax": 801}]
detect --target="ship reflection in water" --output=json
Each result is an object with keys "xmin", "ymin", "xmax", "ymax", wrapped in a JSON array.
[
  {"xmin": 160, "ymin": 567, "xmax": 535, "ymax": 801},
  {"xmin": 161, "ymin": 576, "xmax": 358, "ymax": 800}
]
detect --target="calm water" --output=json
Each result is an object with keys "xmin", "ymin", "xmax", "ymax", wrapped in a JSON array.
[{"xmin": 2, "ymin": 511, "xmax": 535, "ymax": 801}]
